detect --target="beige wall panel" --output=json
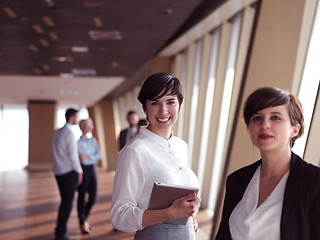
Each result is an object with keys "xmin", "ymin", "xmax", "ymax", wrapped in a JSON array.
[
  {"xmin": 89, "ymin": 104, "xmax": 108, "ymax": 169},
  {"xmin": 191, "ymin": 33, "xmax": 212, "ymax": 173},
  {"xmin": 27, "ymin": 101, "xmax": 56, "ymax": 170},
  {"xmin": 100, "ymin": 98, "xmax": 118, "ymax": 170},
  {"xmin": 118, "ymin": 96, "xmax": 126, "ymax": 130},
  {"xmin": 88, "ymin": 106, "xmax": 106, "ymax": 168}
]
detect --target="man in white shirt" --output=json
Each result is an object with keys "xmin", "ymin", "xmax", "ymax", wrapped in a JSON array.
[{"xmin": 52, "ymin": 108, "xmax": 83, "ymax": 240}]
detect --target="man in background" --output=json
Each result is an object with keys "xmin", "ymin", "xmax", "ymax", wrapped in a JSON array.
[
  {"xmin": 119, "ymin": 110, "xmax": 139, "ymax": 150},
  {"xmin": 52, "ymin": 108, "xmax": 83, "ymax": 240}
]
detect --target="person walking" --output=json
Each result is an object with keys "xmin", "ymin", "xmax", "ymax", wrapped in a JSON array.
[{"xmin": 52, "ymin": 108, "xmax": 83, "ymax": 240}]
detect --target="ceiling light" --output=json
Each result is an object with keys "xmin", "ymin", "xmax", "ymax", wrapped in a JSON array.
[
  {"xmin": 48, "ymin": 31, "xmax": 59, "ymax": 41},
  {"xmin": 38, "ymin": 38, "xmax": 50, "ymax": 47},
  {"xmin": 2, "ymin": 7, "xmax": 17, "ymax": 18},
  {"xmin": 42, "ymin": 16, "xmax": 55, "ymax": 27},
  {"xmin": 88, "ymin": 30, "xmax": 122, "ymax": 40},
  {"xmin": 59, "ymin": 73, "xmax": 74, "ymax": 78},
  {"xmin": 28, "ymin": 44, "xmax": 39, "ymax": 53},
  {"xmin": 163, "ymin": 8, "xmax": 173, "ymax": 16},
  {"xmin": 59, "ymin": 89, "xmax": 79, "ymax": 96},
  {"xmin": 93, "ymin": 17, "xmax": 103, "ymax": 28},
  {"xmin": 41, "ymin": 64, "xmax": 50, "ymax": 71},
  {"xmin": 83, "ymin": 0, "xmax": 106, "ymax": 8},
  {"xmin": 72, "ymin": 46, "xmax": 89, "ymax": 53},
  {"xmin": 111, "ymin": 61, "xmax": 119, "ymax": 68},
  {"xmin": 45, "ymin": 0, "xmax": 56, "ymax": 8},
  {"xmin": 53, "ymin": 56, "xmax": 67, "ymax": 62},
  {"xmin": 72, "ymin": 68, "xmax": 97, "ymax": 76},
  {"xmin": 32, "ymin": 24, "xmax": 44, "ymax": 34},
  {"xmin": 33, "ymin": 68, "xmax": 42, "ymax": 75}
]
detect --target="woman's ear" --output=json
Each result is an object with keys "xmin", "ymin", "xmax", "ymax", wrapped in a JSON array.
[{"xmin": 291, "ymin": 124, "xmax": 301, "ymax": 138}]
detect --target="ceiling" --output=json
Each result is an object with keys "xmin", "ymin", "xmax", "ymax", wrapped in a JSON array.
[{"xmin": 0, "ymin": 0, "xmax": 223, "ymax": 106}]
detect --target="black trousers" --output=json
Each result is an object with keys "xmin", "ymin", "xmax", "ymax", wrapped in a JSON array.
[
  {"xmin": 77, "ymin": 164, "xmax": 97, "ymax": 225},
  {"xmin": 55, "ymin": 171, "xmax": 78, "ymax": 238}
]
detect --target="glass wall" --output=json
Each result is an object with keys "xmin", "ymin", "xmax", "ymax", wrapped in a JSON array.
[{"xmin": 0, "ymin": 105, "xmax": 29, "ymax": 172}]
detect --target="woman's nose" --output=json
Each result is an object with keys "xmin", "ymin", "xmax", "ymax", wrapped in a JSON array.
[
  {"xmin": 261, "ymin": 119, "xmax": 271, "ymax": 129},
  {"xmin": 160, "ymin": 103, "xmax": 168, "ymax": 113}
]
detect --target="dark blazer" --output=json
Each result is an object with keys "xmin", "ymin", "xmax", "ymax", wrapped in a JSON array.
[
  {"xmin": 215, "ymin": 152, "xmax": 320, "ymax": 240},
  {"xmin": 119, "ymin": 128, "xmax": 128, "ymax": 150}
]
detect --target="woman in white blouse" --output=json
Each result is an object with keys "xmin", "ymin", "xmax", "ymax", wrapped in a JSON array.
[
  {"xmin": 110, "ymin": 73, "xmax": 201, "ymax": 240},
  {"xmin": 216, "ymin": 87, "xmax": 320, "ymax": 240}
]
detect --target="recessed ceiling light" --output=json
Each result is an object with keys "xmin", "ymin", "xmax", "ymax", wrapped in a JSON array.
[
  {"xmin": 163, "ymin": 8, "xmax": 173, "ymax": 16},
  {"xmin": 48, "ymin": 31, "xmax": 59, "ymax": 41},
  {"xmin": 88, "ymin": 30, "xmax": 122, "ymax": 40},
  {"xmin": 33, "ymin": 24, "xmax": 44, "ymax": 34},
  {"xmin": 41, "ymin": 64, "xmax": 50, "ymax": 71},
  {"xmin": 38, "ymin": 38, "xmax": 50, "ymax": 47},
  {"xmin": 59, "ymin": 89, "xmax": 79, "ymax": 96},
  {"xmin": 42, "ymin": 16, "xmax": 55, "ymax": 27},
  {"xmin": 83, "ymin": 0, "xmax": 106, "ymax": 8},
  {"xmin": 28, "ymin": 44, "xmax": 39, "ymax": 53},
  {"xmin": 111, "ymin": 61, "xmax": 119, "ymax": 68},
  {"xmin": 93, "ymin": 17, "xmax": 103, "ymax": 28},
  {"xmin": 33, "ymin": 68, "xmax": 42, "ymax": 75},
  {"xmin": 72, "ymin": 46, "xmax": 89, "ymax": 52},
  {"xmin": 45, "ymin": 0, "xmax": 56, "ymax": 8},
  {"xmin": 59, "ymin": 73, "xmax": 74, "ymax": 78},
  {"xmin": 72, "ymin": 68, "xmax": 97, "ymax": 76},
  {"xmin": 2, "ymin": 7, "xmax": 17, "ymax": 18}
]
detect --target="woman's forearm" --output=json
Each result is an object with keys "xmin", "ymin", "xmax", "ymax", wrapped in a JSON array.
[{"xmin": 142, "ymin": 208, "xmax": 174, "ymax": 227}]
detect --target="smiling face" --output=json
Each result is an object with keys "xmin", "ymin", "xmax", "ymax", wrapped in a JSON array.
[
  {"xmin": 145, "ymin": 93, "xmax": 179, "ymax": 139},
  {"xmin": 248, "ymin": 105, "xmax": 300, "ymax": 154}
]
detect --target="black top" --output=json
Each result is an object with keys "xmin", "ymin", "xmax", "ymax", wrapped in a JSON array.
[{"xmin": 215, "ymin": 152, "xmax": 320, "ymax": 240}]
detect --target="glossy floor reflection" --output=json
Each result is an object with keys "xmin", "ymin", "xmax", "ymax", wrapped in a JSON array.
[{"xmin": 0, "ymin": 168, "xmax": 211, "ymax": 240}]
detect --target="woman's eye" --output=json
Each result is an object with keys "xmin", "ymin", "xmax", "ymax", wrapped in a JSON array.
[
  {"xmin": 252, "ymin": 116, "xmax": 261, "ymax": 121},
  {"xmin": 168, "ymin": 101, "xmax": 175, "ymax": 105},
  {"xmin": 271, "ymin": 115, "xmax": 280, "ymax": 120},
  {"xmin": 150, "ymin": 102, "xmax": 158, "ymax": 105}
]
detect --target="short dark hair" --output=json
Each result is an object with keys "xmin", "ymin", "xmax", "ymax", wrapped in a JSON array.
[
  {"xmin": 127, "ymin": 110, "xmax": 137, "ymax": 117},
  {"xmin": 243, "ymin": 87, "xmax": 304, "ymax": 147},
  {"xmin": 65, "ymin": 108, "xmax": 79, "ymax": 122},
  {"xmin": 137, "ymin": 73, "xmax": 184, "ymax": 111}
]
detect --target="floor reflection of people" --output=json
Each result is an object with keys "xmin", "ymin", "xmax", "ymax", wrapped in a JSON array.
[{"xmin": 77, "ymin": 118, "xmax": 101, "ymax": 234}]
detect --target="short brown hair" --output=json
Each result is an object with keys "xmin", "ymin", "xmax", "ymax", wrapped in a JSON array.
[
  {"xmin": 243, "ymin": 87, "xmax": 304, "ymax": 147},
  {"xmin": 137, "ymin": 73, "xmax": 184, "ymax": 111}
]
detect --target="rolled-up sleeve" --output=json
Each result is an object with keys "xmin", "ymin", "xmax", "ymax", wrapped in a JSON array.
[{"xmin": 110, "ymin": 146, "xmax": 145, "ymax": 232}]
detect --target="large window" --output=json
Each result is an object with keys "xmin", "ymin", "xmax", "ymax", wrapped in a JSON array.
[
  {"xmin": 208, "ymin": 14, "xmax": 242, "ymax": 210},
  {"xmin": 293, "ymin": 0, "xmax": 320, "ymax": 157},
  {"xmin": 0, "ymin": 105, "xmax": 29, "ymax": 172}
]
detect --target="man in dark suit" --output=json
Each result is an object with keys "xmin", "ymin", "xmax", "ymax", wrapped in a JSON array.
[{"xmin": 119, "ymin": 110, "xmax": 139, "ymax": 150}]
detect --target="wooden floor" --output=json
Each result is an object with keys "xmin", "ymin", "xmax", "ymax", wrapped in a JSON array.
[{"xmin": 0, "ymin": 168, "xmax": 212, "ymax": 240}]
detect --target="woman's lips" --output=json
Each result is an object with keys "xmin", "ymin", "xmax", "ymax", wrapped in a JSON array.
[
  {"xmin": 157, "ymin": 117, "xmax": 170, "ymax": 122},
  {"xmin": 259, "ymin": 133, "xmax": 273, "ymax": 139}
]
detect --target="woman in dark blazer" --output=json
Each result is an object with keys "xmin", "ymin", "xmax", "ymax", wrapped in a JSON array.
[{"xmin": 216, "ymin": 87, "xmax": 320, "ymax": 240}]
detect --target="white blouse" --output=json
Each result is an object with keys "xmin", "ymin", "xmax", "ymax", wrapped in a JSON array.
[
  {"xmin": 229, "ymin": 165, "xmax": 289, "ymax": 240},
  {"xmin": 110, "ymin": 127, "xmax": 199, "ymax": 232}
]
